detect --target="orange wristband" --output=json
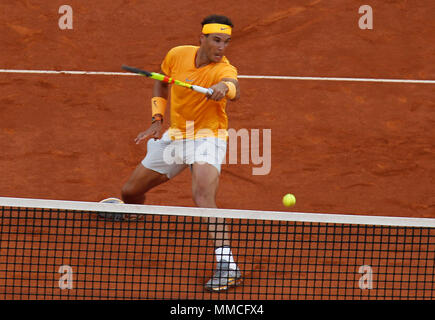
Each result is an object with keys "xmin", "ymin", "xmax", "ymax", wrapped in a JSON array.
[
  {"xmin": 151, "ymin": 97, "xmax": 167, "ymax": 117},
  {"xmin": 223, "ymin": 81, "xmax": 236, "ymax": 99}
]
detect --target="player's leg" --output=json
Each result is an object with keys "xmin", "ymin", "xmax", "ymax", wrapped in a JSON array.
[
  {"xmin": 100, "ymin": 164, "xmax": 166, "ymax": 221},
  {"xmin": 191, "ymin": 162, "xmax": 229, "ymax": 245},
  {"xmin": 98, "ymin": 166, "xmax": 164, "ymax": 221},
  {"xmin": 191, "ymin": 162, "xmax": 241, "ymax": 291},
  {"xmin": 122, "ymin": 131, "xmax": 186, "ymax": 204},
  {"xmin": 121, "ymin": 163, "xmax": 169, "ymax": 204},
  {"xmin": 191, "ymin": 161, "xmax": 228, "ymax": 244},
  {"xmin": 190, "ymin": 138, "xmax": 242, "ymax": 291}
]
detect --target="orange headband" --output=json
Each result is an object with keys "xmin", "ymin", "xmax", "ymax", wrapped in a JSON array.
[{"xmin": 202, "ymin": 23, "xmax": 232, "ymax": 35}]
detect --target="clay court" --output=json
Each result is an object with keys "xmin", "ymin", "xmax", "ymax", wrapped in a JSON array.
[{"xmin": 0, "ymin": 0, "xmax": 434, "ymax": 300}]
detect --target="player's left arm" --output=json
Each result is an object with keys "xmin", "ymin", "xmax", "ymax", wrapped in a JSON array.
[{"xmin": 208, "ymin": 78, "xmax": 240, "ymax": 102}]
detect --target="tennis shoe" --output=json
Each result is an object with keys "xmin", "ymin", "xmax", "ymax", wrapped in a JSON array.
[
  {"xmin": 205, "ymin": 261, "xmax": 242, "ymax": 292},
  {"xmin": 98, "ymin": 198, "xmax": 126, "ymax": 221},
  {"xmin": 98, "ymin": 212, "xmax": 125, "ymax": 221}
]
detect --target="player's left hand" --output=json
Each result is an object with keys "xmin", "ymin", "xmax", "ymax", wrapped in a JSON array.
[
  {"xmin": 207, "ymin": 82, "xmax": 228, "ymax": 101},
  {"xmin": 134, "ymin": 121, "xmax": 163, "ymax": 144}
]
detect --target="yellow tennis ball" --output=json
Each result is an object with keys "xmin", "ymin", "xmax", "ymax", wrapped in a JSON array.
[{"xmin": 283, "ymin": 194, "xmax": 296, "ymax": 207}]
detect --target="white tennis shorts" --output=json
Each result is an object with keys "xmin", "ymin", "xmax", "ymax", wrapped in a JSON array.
[{"xmin": 141, "ymin": 131, "xmax": 227, "ymax": 179}]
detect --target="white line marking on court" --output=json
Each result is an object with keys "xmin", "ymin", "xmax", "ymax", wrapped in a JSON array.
[
  {"xmin": 0, "ymin": 69, "xmax": 434, "ymax": 84},
  {"xmin": 238, "ymin": 75, "xmax": 435, "ymax": 84},
  {"xmin": 0, "ymin": 69, "xmax": 129, "ymax": 76}
]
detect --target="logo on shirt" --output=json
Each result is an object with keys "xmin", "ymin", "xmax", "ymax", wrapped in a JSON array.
[{"xmin": 185, "ymin": 78, "xmax": 194, "ymax": 82}]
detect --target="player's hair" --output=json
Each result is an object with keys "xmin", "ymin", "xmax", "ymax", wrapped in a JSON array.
[{"xmin": 201, "ymin": 14, "xmax": 234, "ymax": 28}]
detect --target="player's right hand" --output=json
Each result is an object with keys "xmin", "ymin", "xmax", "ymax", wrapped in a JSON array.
[
  {"xmin": 134, "ymin": 122, "xmax": 163, "ymax": 144},
  {"xmin": 207, "ymin": 82, "xmax": 228, "ymax": 101}
]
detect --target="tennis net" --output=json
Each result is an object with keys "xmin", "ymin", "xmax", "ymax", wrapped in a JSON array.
[{"xmin": 0, "ymin": 197, "xmax": 433, "ymax": 300}]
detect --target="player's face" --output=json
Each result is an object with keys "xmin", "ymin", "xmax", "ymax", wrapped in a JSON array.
[{"xmin": 201, "ymin": 33, "xmax": 231, "ymax": 63}]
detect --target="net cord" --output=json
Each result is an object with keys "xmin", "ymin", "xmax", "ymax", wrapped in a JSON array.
[{"xmin": 0, "ymin": 197, "xmax": 433, "ymax": 228}]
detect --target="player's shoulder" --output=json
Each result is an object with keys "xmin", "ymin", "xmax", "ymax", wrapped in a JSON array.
[
  {"xmin": 215, "ymin": 55, "xmax": 236, "ymax": 72},
  {"xmin": 162, "ymin": 46, "xmax": 198, "ymax": 74},
  {"xmin": 219, "ymin": 56, "xmax": 233, "ymax": 66},
  {"xmin": 167, "ymin": 45, "xmax": 199, "ymax": 57},
  {"xmin": 216, "ymin": 56, "xmax": 238, "ymax": 75}
]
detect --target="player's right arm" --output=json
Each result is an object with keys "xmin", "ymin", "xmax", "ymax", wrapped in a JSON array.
[
  {"xmin": 208, "ymin": 78, "xmax": 240, "ymax": 101},
  {"xmin": 134, "ymin": 71, "xmax": 169, "ymax": 144}
]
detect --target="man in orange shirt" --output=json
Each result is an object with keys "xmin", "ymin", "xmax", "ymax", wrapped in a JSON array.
[{"xmin": 121, "ymin": 14, "xmax": 241, "ymax": 292}]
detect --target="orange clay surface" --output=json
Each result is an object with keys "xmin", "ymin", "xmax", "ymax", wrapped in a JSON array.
[
  {"xmin": 1, "ymin": 0, "xmax": 434, "ymax": 218},
  {"xmin": 0, "ymin": 0, "xmax": 434, "ymax": 300}
]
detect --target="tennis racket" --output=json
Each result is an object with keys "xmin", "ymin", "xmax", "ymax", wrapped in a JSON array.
[{"xmin": 122, "ymin": 65, "xmax": 214, "ymax": 96}]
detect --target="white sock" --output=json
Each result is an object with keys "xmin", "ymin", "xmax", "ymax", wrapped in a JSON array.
[{"xmin": 215, "ymin": 246, "xmax": 238, "ymax": 270}]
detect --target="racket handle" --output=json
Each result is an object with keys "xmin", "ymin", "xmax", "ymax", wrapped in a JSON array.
[{"xmin": 191, "ymin": 85, "xmax": 213, "ymax": 96}]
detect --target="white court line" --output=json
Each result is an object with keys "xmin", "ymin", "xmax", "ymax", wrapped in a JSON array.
[
  {"xmin": 238, "ymin": 75, "xmax": 435, "ymax": 84},
  {"xmin": 0, "ymin": 69, "xmax": 129, "ymax": 76},
  {"xmin": 0, "ymin": 68, "xmax": 434, "ymax": 84}
]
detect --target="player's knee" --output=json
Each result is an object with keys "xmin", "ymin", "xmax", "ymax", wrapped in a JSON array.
[
  {"xmin": 121, "ymin": 182, "xmax": 145, "ymax": 204},
  {"xmin": 120, "ymin": 185, "xmax": 133, "ymax": 203},
  {"xmin": 193, "ymin": 189, "xmax": 215, "ymax": 208}
]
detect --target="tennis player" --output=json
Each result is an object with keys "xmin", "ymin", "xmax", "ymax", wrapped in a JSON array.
[{"xmin": 121, "ymin": 14, "xmax": 241, "ymax": 292}]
